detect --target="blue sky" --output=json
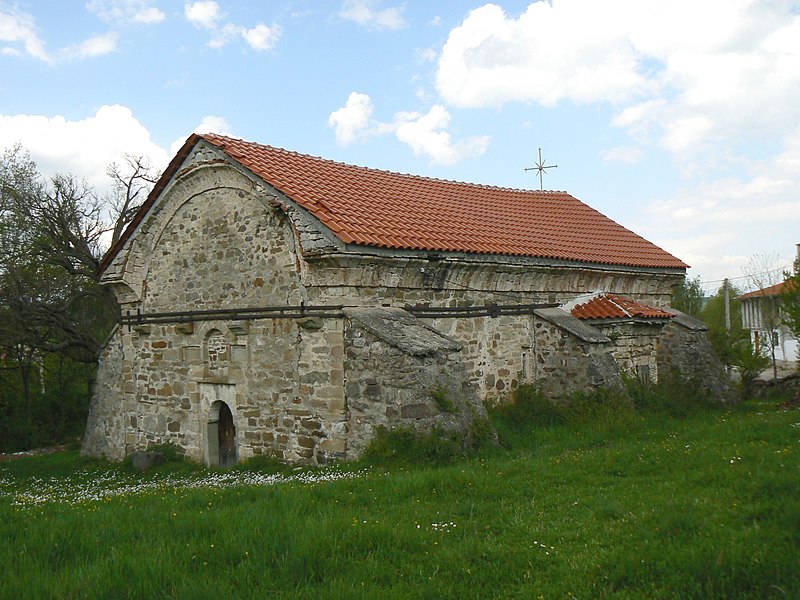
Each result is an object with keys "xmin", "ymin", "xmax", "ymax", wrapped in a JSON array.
[{"xmin": 2, "ymin": 0, "xmax": 799, "ymax": 291}]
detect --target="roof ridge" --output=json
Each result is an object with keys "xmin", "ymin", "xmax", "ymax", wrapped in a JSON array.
[
  {"xmin": 560, "ymin": 290, "xmax": 604, "ymax": 313},
  {"xmin": 201, "ymin": 133, "xmax": 570, "ymax": 196},
  {"xmin": 605, "ymin": 293, "xmax": 633, "ymax": 318}
]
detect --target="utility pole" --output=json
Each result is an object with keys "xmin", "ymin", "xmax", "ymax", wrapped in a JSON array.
[{"xmin": 724, "ymin": 278, "xmax": 731, "ymax": 333}]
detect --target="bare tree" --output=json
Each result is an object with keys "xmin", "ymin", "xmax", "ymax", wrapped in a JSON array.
[
  {"xmin": 742, "ymin": 253, "xmax": 786, "ymax": 382},
  {"xmin": 0, "ymin": 146, "xmax": 159, "ymax": 362},
  {"xmin": 106, "ymin": 154, "xmax": 159, "ymax": 247}
]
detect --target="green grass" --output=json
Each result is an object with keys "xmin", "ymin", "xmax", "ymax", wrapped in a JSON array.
[{"xmin": 1, "ymin": 392, "xmax": 798, "ymax": 599}]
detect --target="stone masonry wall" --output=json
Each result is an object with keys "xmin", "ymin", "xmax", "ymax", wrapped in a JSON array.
[
  {"xmin": 529, "ymin": 316, "xmax": 624, "ymax": 402},
  {"xmin": 594, "ymin": 322, "xmax": 664, "ymax": 384},
  {"xmin": 300, "ymin": 257, "xmax": 682, "ymax": 398},
  {"xmin": 81, "ymin": 327, "xmax": 126, "ymax": 460},
  {"xmin": 657, "ymin": 319, "xmax": 735, "ymax": 402},
  {"xmin": 342, "ymin": 308, "xmax": 490, "ymax": 457},
  {"xmin": 85, "ymin": 159, "xmax": 348, "ymax": 464}
]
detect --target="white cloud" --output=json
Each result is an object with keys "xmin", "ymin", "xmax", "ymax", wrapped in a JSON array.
[
  {"xmin": 185, "ymin": 0, "xmax": 221, "ymax": 30},
  {"xmin": 436, "ymin": 0, "xmax": 800, "ymax": 160},
  {"xmin": 328, "ymin": 93, "xmax": 490, "ymax": 165},
  {"xmin": 601, "ymin": 146, "xmax": 644, "ymax": 164},
  {"xmin": 640, "ymin": 125, "xmax": 800, "ymax": 282},
  {"xmin": 241, "ymin": 23, "xmax": 280, "ymax": 51},
  {"xmin": 207, "ymin": 22, "xmax": 240, "ymax": 48},
  {"xmin": 86, "ymin": 0, "xmax": 165, "ymax": 25},
  {"xmin": 0, "ymin": 5, "xmax": 50, "ymax": 62},
  {"xmin": 394, "ymin": 105, "xmax": 490, "ymax": 165},
  {"xmin": 329, "ymin": 92, "xmax": 375, "ymax": 145},
  {"xmin": 0, "ymin": 105, "xmax": 171, "ymax": 195},
  {"xmin": 418, "ymin": 47, "xmax": 437, "ymax": 63},
  {"xmin": 185, "ymin": 1, "xmax": 280, "ymax": 51},
  {"xmin": 169, "ymin": 115, "xmax": 232, "ymax": 155},
  {"xmin": 339, "ymin": 0, "xmax": 407, "ymax": 31},
  {"xmin": 60, "ymin": 31, "xmax": 119, "ymax": 60},
  {"xmin": 437, "ymin": 3, "xmax": 650, "ymax": 109}
]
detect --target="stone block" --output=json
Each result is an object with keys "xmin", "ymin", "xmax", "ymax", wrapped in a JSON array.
[
  {"xmin": 297, "ymin": 435, "xmax": 316, "ymax": 449},
  {"xmin": 131, "ymin": 451, "xmax": 165, "ymax": 472},
  {"xmin": 400, "ymin": 403, "xmax": 437, "ymax": 419},
  {"xmin": 175, "ymin": 322, "xmax": 194, "ymax": 334},
  {"xmin": 231, "ymin": 345, "xmax": 248, "ymax": 363},
  {"xmin": 183, "ymin": 346, "xmax": 201, "ymax": 362}
]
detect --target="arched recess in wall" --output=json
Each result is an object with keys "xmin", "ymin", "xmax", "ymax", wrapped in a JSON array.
[{"xmin": 205, "ymin": 328, "xmax": 229, "ymax": 377}]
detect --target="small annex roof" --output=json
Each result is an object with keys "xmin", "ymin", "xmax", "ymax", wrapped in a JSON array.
[
  {"xmin": 564, "ymin": 291, "xmax": 675, "ymax": 321},
  {"xmin": 101, "ymin": 133, "xmax": 689, "ymax": 274}
]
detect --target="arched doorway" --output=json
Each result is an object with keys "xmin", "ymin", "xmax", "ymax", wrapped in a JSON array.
[
  {"xmin": 217, "ymin": 401, "xmax": 237, "ymax": 467},
  {"xmin": 206, "ymin": 396, "xmax": 238, "ymax": 468}
]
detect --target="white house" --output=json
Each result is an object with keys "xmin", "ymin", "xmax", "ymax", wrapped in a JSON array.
[{"xmin": 738, "ymin": 245, "xmax": 800, "ymax": 364}]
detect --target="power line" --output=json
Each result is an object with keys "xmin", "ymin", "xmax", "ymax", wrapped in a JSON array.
[{"xmin": 696, "ymin": 265, "xmax": 790, "ymax": 288}]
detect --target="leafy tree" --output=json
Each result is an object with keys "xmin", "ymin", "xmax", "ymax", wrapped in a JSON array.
[
  {"xmin": 701, "ymin": 282, "xmax": 749, "ymax": 366},
  {"xmin": 780, "ymin": 254, "xmax": 800, "ymax": 358},
  {"xmin": 0, "ymin": 145, "xmax": 158, "ymax": 450},
  {"xmin": 1, "ymin": 146, "xmax": 156, "ymax": 360},
  {"xmin": 671, "ymin": 275, "xmax": 705, "ymax": 317}
]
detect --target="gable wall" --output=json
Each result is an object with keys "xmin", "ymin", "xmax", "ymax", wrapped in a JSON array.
[{"xmin": 88, "ymin": 159, "xmax": 350, "ymax": 463}]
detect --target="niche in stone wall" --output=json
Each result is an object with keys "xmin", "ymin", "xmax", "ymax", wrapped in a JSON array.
[{"xmin": 205, "ymin": 329, "xmax": 229, "ymax": 379}]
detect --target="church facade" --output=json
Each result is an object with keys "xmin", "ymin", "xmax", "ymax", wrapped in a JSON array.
[{"xmin": 82, "ymin": 134, "xmax": 724, "ymax": 466}]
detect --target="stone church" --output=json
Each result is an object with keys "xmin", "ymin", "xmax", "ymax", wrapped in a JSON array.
[{"xmin": 82, "ymin": 133, "xmax": 725, "ymax": 466}]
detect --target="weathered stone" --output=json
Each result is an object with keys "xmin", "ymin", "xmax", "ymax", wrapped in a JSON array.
[
  {"xmin": 297, "ymin": 317, "xmax": 324, "ymax": 330},
  {"xmin": 131, "ymin": 451, "xmax": 165, "ymax": 471},
  {"xmin": 176, "ymin": 322, "xmax": 194, "ymax": 334}
]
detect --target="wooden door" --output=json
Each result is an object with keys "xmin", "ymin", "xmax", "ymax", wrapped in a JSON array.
[{"xmin": 218, "ymin": 402, "xmax": 237, "ymax": 467}]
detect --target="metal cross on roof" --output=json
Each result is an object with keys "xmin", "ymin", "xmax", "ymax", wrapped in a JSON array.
[{"xmin": 524, "ymin": 147, "xmax": 558, "ymax": 190}]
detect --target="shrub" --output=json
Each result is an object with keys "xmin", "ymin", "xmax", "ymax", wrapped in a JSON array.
[
  {"xmin": 562, "ymin": 387, "xmax": 634, "ymax": 425},
  {"xmin": 430, "ymin": 384, "xmax": 457, "ymax": 413},
  {"xmin": 626, "ymin": 372, "xmax": 718, "ymax": 418},
  {"xmin": 490, "ymin": 384, "xmax": 566, "ymax": 428},
  {"xmin": 360, "ymin": 425, "xmax": 465, "ymax": 466}
]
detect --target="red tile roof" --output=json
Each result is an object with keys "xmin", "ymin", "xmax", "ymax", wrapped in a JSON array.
[
  {"xmin": 569, "ymin": 292, "xmax": 675, "ymax": 321},
  {"xmin": 737, "ymin": 280, "xmax": 794, "ymax": 299},
  {"xmin": 100, "ymin": 134, "xmax": 688, "ymax": 273}
]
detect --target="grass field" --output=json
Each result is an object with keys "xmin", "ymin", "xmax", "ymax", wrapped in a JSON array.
[{"xmin": 1, "ymin": 389, "xmax": 798, "ymax": 599}]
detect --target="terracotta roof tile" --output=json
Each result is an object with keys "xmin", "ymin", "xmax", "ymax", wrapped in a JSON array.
[
  {"xmin": 736, "ymin": 280, "xmax": 794, "ymax": 299},
  {"xmin": 568, "ymin": 292, "xmax": 675, "ymax": 320},
  {"xmin": 99, "ymin": 134, "xmax": 690, "ymax": 274},
  {"xmin": 201, "ymin": 134, "xmax": 687, "ymax": 270}
]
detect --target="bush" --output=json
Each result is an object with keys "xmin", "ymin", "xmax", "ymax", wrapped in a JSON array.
[
  {"xmin": 562, "ymin": 387, "xmax": 634, "ymax": 424},
  {"xmin": 490, "ymin": 375, "xmax": 725, "ymax": 446},
  {"xmin": 490, "ymin": 385, "xmax": 566, "ymax": 428},
  {"xmin": 360, "ymin": 426, "xmax": 465, "ymax": 466},
  {"xmin": 626, "ymin": 372, "xmax": 718, "ymax": 418}
]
